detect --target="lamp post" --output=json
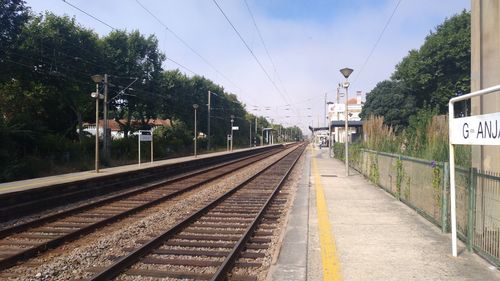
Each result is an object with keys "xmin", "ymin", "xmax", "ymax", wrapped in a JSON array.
[
  {"xmin": 193, "ymin": 104, "xmax": 198, "ymax": 157},
  {"xmin": 90, "ymin": 74, "xmax": 104, "ymax": 173},
  {"xmin": 230, "ymin": 115, "xmax": 234, "ymax": 152},
  {"xmin": 340, "ymin": 67, "xmax": 353, "ymax": 177}
]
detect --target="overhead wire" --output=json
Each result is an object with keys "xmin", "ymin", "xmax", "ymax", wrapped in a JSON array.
[
  {"xmin": 243, "ymin": 0, "xmax": 289, "ymax": 99},
  {"xmin": 61, "ymin": 0, "xmax": 202, "ymax": 78},
  {"xmin": 242, "ymin": 0, "xmax": 302, "ymax": 123},
  {"xmin": 61, "ymin": 0, "xmax": 116, "ymax": 30},
  {"xmin": 211, "ymin": 0, "xmax": 290, "ymax": 105},
  {"xmin": 351, "ymin": 0, "xmax": 403, "ymax": 85},
  {"xmin": 134, "ymin": 0, "xmax": 246, "ymax": 95}
]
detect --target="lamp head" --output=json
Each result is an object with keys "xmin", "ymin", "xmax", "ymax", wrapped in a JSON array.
[
  {"xmin": 339, "ymin": 67, "xmax": 354, "ymax": 79},
  {"xmin": 91, "ymin": 92, "xmax": 104, "ymax": 99},
  {"xmin": 91, "ymin": 74, "xmax": 103, "ymax": 83},
  {"xmin": 193, "ymin": 104, "xmax": 199, "ymax": 109}
]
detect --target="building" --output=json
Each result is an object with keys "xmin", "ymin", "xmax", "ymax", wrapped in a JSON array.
[
  {"xmin": 81, "ymin": 118, "xmax": 171, "ymax": 139},
  {"xmin": 328, "ymin": 91, "xmax": 364, "ymax": 143}
]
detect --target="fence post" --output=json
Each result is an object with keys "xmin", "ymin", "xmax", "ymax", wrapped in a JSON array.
[
  {"xmin": 467, "ymin": 167, "xmax": 477, "ymax": 252},
  {"xmin": 442, "ymin": 162, "xmax": 449, "ymax": 233}
]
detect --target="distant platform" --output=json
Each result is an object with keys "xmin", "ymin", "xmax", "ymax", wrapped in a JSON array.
[{"xmin": 0, "ymin": 145, "xmax": 281, "ymax": 196}]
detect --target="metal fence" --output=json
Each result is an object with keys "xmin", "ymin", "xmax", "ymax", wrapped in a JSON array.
[{"xmin": 348, "ymin": 149, "xmax": 500, "ymax": 266}]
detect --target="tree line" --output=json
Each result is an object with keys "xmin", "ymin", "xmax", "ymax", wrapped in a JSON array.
[
  {"xmin": 0, "ymin": 0, "xmax": 302, "ymax": 182},
  {"xmin": 360, "ymin": 10, "xmax": 471, "ymax": 129},
  {"xmin": 357, "ymin": 10, "xmax": 471, "ymax": 163}
]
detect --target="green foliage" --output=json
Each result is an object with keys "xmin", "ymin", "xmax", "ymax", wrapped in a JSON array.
[
  {"xmin": 333, "ymin": 142, "xmax": 344, "ymax": 161},
  {"xmin": 360, "ymin": 10, "xmax": 470, "ymax": 127},
  {"xmin": 395, "ymin": 157, "xmax": 403, "ymax": 198},
  {"xmin": 360, "ymin": 80, "xmax": 416, "ymax": 129},
  {"xmin": 432, "ymin": 165, "xmax": 442, "ymax": 211},
  {"xmin": 0, "ymin": 5, "xmax": 295, "ymax": 182},
  {"xmin": 0, "ymin": 0, "xmax": 29, "ymax": 53},
  {"xmin": 368, "ymin": 154, "xmax": 380, "ymax": 184},
  {"xmin": 362, "ymin": 105, "xmax": 470, "ymax": 167}
]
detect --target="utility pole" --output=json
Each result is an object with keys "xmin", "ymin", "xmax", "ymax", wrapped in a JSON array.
[
  {"xmin": 207, "ymin": 90, "xmax": 211, "ymax": 151},
  {"xmin": 103, "ymin": 74, "xmax": 109, "ymax": 162},
  {"xmin": 193, "ymin": 104, "xmax": 198, "ymax": 157},
  {"xmin": 95, "ymin": 83, "xmax": 100, "ymax": 173},
  {"xmin": 324, "ymin": 92, "xmax": 327, "ymax": 127},
  {"xmin": 230, "ymin": 116, "xmax": 234, "ymax": 152},
  {"xmin": 255, "ymin": 117, "xmax": 258, "ymax": 146},
  {"xmin": 249, "ymin": 120, "xmax": 252, "ymax": 148}
]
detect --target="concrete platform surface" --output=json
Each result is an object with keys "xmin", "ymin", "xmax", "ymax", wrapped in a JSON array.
[{"xmin": 270, "ymin": 146, "xmax": 500, "ymax": 281}]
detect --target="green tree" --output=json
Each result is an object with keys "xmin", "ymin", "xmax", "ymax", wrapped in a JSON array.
[
  {"xmin": 360, "ymin": 80, "xmax": 416, "ymax": 129},
  {"xmin": 361, "ymin": 10, "xmax": 470, "ymax": 126},
  {"xmin": 0, "ymin": 0, "xmax": 30, "ymax": 55},
  {"xmin": 392, "ymin": 10, "xmax": 470, "ymax": 112},
  {"xmin": 102, "ymin": 30, "xmax": 165, "ymax": 137}
]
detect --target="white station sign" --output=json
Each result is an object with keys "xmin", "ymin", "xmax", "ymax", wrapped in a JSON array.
[
  {"xmin": 139, "ymin": 130, "xmax": 152, "ymax": 142},
  {"xmin": 451, "ymin": 112, "xmax": 500, "ymax": 145},
  {"xmin": 232, "ymin": 126, "xmax": 239, "ymax": 130}
]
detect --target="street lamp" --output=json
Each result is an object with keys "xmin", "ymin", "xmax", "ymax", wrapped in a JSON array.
[
  {"xmin": 90, "ymin": 75, "xmax": 104, "ymax": 173},
  {"xmin": 340, "ymin": 67, "xmax": 353, "ymax": 176},
  {"xmin": 230, "ymin": 115, "xmax": 234, "ymax": 152},
  {"xmin": 193, "ymin": 104, "xmax": 198, "ymax": 157}
]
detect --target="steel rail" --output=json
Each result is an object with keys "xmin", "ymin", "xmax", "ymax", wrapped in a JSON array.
[
  {"xmin": 0, "ymin": 148, "xmax": 284, "ymax": 270},
  {"xmin": 88, "ymin": 143, "xmax": 305, "ymax": 281},
  {"xmin": 211, "ymin": 144, "xmax": 304, "ymax": 280}
]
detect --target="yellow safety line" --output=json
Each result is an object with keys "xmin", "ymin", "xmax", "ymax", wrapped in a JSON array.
[{"xmin": 312, "ymin": 148, "xmax": 342, "ymax": 281}]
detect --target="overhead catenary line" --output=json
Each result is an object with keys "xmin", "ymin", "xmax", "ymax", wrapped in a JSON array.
[
  {"xmin": 243, "ymin": 0, "xmax": 289, "ymax": 99},
  {"xmin": 242, "ymin": 0, "xmax": 302, "ymax": 122},
  {"xmin": 211, "ymin": 0, "xmax": 290, "ymax": 105},
  {"xmin": 352, "ymin": 0, "xmax": 403, "ymax": 85},
  {"xmin": 134, "ymin": 0, "xmax": 246, "ymax": 95},
  {"xmin": 61, "ymin": 0, "xmax": 203, "ymax": 77},
  {"xmin": 61, "ymin": 0, "xmax": 116, "ymax": 30}
]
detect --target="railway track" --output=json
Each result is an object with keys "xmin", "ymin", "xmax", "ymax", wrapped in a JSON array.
[
  {"xmin": 88, "ymin": 143, "xmax": 306, "ymax": 281},
  {"xmin": 0, "ymin": 146, "xmax": 287, "ymax": 271},
  {"xmin": 0, "ymin": 146, "xmax": 281, "ymax": 222}
]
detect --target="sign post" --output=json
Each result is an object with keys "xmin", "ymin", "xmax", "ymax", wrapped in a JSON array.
[
  {"xmin": 448, "ymin": 84, "xmax": 500, "ymax": 257},
  {"xmin": 138, "ymin": 130, "xmax": 153, "ymax": 165}
]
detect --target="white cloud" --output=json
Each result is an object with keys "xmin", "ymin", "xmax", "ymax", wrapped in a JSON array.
[{"xmin": 25, "ymin": 0, "xmax": 469, "ymax": 132}]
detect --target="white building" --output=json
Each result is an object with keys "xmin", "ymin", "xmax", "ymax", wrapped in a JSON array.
[{"xmin": 327, "ymin": 91, "xmax": 364, "ymax": 143}]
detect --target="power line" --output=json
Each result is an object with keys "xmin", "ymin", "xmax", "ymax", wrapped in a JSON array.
[
  {"xmin": 134, "ymin": 0, "xmax": 246, "ymax": 95},
  {"xmin": 243, "ymin": 0, "xmax": 289, "ymax": 98},
  {"xmin": 165, "ymin": 56, "xmax": 197, "ymax": 75},
  {"xmin": 211, "ymin": 0, "xmax": 289, "ymax": 104},
  {"xmin": 61, "ymin": 0, "xmax": 116, "ymax": 30},
  {"xmin": 61, "ymin": 0, "xmax": 202, "ymax": 78},
  {"xmin": 352, "ymin": 0, "xmax": 403, "ymax": 85}
]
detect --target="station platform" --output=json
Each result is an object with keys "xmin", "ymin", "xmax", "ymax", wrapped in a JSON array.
[
  {"xmin": 269, "ymin": 146, "xmax": 500, "ymax": 281},
  {"xmin": 0, "ymin": 145, "xmax": 278, "ymax": 196}
]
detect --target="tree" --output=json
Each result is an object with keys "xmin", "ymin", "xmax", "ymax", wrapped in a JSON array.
[
  {"xmin": 0, "ymin": 0, "xmax": 29, "ymax": 49},
  {"xmin": 0, "ymin": 0, "xmax": 30, "ymax": 80},
  {"xmin": 392, "ymin": 10, "xmax": 470, "ymax": 112},
  {"xmin": 360, "ymin": 80, "xmax": 416, "ymax": 129},
  {"xmin": 361, "ymin": 10, "xmax": 470, "ymax": 126},
  {"xmin": 101, "ymin": 30, "xmax": 165, "ymax": 137}
]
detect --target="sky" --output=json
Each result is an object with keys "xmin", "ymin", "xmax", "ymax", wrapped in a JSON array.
[{"xmin": 25, "ymin": 0, "xmax": 470, "ymax": 133}]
